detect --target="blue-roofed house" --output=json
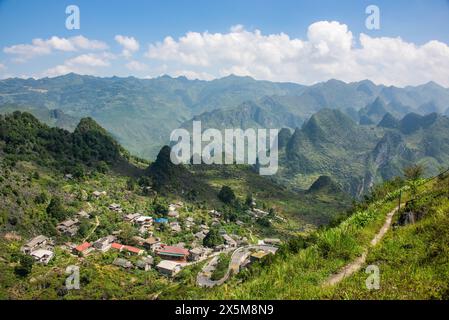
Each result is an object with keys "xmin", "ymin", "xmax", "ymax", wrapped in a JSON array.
[{"xmin": 154, "ymin": 218, "xmax": 168, "ymax": 224}]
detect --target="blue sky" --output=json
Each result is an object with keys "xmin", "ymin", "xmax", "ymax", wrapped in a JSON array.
[{"xmin": 1, "ymin": 0, "xmax": 449, "ymax": 86}]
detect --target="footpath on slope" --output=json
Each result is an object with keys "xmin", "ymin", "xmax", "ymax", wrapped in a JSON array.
[{"xmin": 323, "ymin": 205, "xmax": 399, "ymax": 286}]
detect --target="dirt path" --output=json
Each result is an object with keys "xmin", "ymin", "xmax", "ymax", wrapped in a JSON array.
[
  {"xmin": 83, "ymin": 216, "xmax": 99, "ymax": 243},
  {"xmin": 323, "ymin": 206, "xmax": 399, "ymax": 286}
]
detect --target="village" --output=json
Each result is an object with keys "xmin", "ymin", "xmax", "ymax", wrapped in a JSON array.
[{"xmin": 19, "ymin": 189, "xmax": 282, "ymax": 283}]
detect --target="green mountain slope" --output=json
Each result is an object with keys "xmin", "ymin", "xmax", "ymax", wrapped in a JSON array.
[
  {"xmin": 279, "ymin": 109, "xmax": 449, "ymax": 197},
  {"xmin": 1, "ymin": 75, "xmax": 448, "ymax": 160}
]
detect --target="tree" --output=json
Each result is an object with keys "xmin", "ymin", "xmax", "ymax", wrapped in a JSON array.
[
  {"xmin": 46, "ymin": 196, "xmax": 66, "ymax": 221},
  {"xmin": 245, "ymin": 193, "xmax": 254, "ymax": 208},
  {"xmin": 77, "ymin": 219, "xmax": 91, "ymax": 238},
  {"xmin": 404, "ymin": 164, "xmax": 424, "ymax": 181},
  {"xmin": 404, "ymin": 164, "xmax": 424, "ymax": 199},
  {"xmin": 153, "ymin": 201, "xmax": 168, "ymax": 216},
  {"xmin": 203, "ymin": 228, "xmax": 224, "ymax": 248},
  {"xmin": 218, "ymin": 186, "xmax": 236, "ymax": 204},
  {"xmin": 14, "ymin": 254, "xmax": 34, "ymax": 277}
]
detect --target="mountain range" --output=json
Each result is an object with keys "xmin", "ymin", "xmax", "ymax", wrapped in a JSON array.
[
  {"xmin": 1, "ymin": 74, "xmax": 449, "ymax": 159},
  {"xmin": 1, "ymin": 74, "xmax": 449, "ymax": 196}
]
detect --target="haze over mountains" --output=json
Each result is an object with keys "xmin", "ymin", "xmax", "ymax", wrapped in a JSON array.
[{"xmin": 1, "ymin": 73, "xmax": 449, "ymax": 196}]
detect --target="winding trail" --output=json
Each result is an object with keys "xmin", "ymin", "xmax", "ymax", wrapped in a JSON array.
[{"xmin": 323, "ymin": 205, "xmax": 399, "ymax": 286}]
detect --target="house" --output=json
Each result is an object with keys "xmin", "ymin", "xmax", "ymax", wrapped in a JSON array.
[
  {"xmin": 263, "ymin": 238, "xmax": 282, "ymax": 246},
  {"xmin": 223, "ymin": 234, "xmax": 237, "ymax": 248},
  {"xmin": 250, "ymin": 251, "xmax": 270, "ymax": 263},
  {"xmin": 189, "ymin": 247, "xmax": 208, "ymax": 261},
  {"xmin": 236, "ymin": 220, "xmax": 245, "ymax": 226},
  {"xmin": 92, "ymin": 235, "xmax": 115, "ymax": 252},
  {"xmin": 156, "ymin": 260, "xmax": 182, "ymax": 277},
  {"xmin": 64, "ymin": 174, "xmax": 73, "ymax": 180},
  {"xmin": 213, "ymin": 244, "xmax": 226, "ymax": 252},
  {"xmin": 209, "ymin": 210, "xmax": 222, "ymax": 218},
  {"xmin": 92, "ymin": 190, "xmax": 107, "ymax": 197},
  {"xmin": 194, "ymin": 231, "xmax": 207, "ymax": 241},
  {"xmin": 111, "ymin": 243, "xmax": 143, "ymax": 255},
  {"xmin": 170, "ymin": 222, "xmax": 182, "ymax": 233},
  {"xmin": 111, "ymin": 243, "xmax": 124, "ymax": 251},
  {"xmin": 108, "ymin": 203, "xmax": 122, "ymax": 212},
  {"xmin": 135, "ymin": 215, "xmax": 153, "ymax": 226},
  {"xmin": 156, "ymin": 245, "xmax": 189, "ymax": 262},
  {"xmin": 74, "ymin": 242, "xmax": 93, "ymax": 256},
  {"xmin": 154, "ymin": 217, "xmax": 168, "ymax": 224},
  {"xmin": 21, "ymin": 235, "xmax": 50, "ymax": 254},
  {"xmin": 123, "ymin": 213, "xmax": 141, "ymax": 223},
  {"xmin": 57, "ymin": 219, "xmax": 79, "ymax": 237},
  {"xmin": 168, "ymin": 210, "xmax": 179, "ymax": 218},
  {"xmin": 113, "ymin": 258, "xmax": 133, "ymax": 269},
  {"xmin": 136, "ymin": 256, "xmax": 154, "ymax": 271},
  {"xmin": 30, "ymin": 249, "xmax": 54, "ymax": 264},
  {"xmin": 142, "ymin": 237, "xmax": 162, "ymax": 251},
  {"xmin": 123, "ymin": 245, "xmax": 144, "ymax": 255},
  {"xmin": 76, "ymin": 210, "xmax": 90, "ymax": 219}
]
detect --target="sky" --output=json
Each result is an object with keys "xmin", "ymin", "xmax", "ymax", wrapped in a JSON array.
[{"xmin": 0, "ymin": 0, "xmax": 449, "ymax": 86}]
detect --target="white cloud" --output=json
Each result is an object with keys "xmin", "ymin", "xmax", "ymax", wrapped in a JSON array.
[
  {"xmin": 0, "ymin": 63, "xmax": 5, "ymax": 70},
  {"xmin": 42, "ymin": 52, "xmax": 114, "ymax": 77},
  {"xmin": 125, "ymin": 60, "xmax": 147, "ymax": 71},
  {"xmin": 145, "ymin": 22, "xmax": 449, "ymax": 87},
  {"xmin": 115, "ymin": 35, "xmax": 140, "ymax": 58},
  {"xmin": 3, "ymin": 35, "xmax": 108, "ymax": 62}
]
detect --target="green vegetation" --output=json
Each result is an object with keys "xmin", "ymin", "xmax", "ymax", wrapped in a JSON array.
[
  {"xmin": 203, "ymin": 229, "xmax": 223, "ymax": 248},
  {"xmin": 211, "ymin": 253, "xmax": 231, "ymax": 281}
]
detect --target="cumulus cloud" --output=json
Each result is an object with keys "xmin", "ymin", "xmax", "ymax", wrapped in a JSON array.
[
  {"xmin": 115, "ymin": 35, "xmax": 140, "ymax": 58},
  {"xmin": 145, "ymin": 22, "xmax": 449, "ymax": 87},
  {"xmin": 4, "ymin": 35, "xmax": 108, "ymax": 62},
  {"xmin": 42, "ymin": 52, "xmax": 114, "ymax": 77},
  {"xmin": 125, "ymin": 60, "xmax": 147, "ymax": 71}
]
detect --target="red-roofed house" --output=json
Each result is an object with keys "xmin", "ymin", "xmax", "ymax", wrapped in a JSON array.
[
  {"xmin": 111, "ymin": 243, "xmax": 144, "ymax": 255},
  {"xmin": 74, "ymin": 242, "xmax": 92, "ymax": 256},
  {"xmin": 111, "ymin": 243, "xmax": 124, "ymax": 251},
  {"xmin": 123, "ymin": 245, "xmax": 144, "ymax": 255},
  {"xmin": 156, "ymin": 245, "xmax": 189, "ymax": 262}
]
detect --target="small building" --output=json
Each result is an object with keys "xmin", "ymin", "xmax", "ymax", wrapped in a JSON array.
[
  {"xmin": 154, "ymin": 217, "xmax": 168, "ymax": 224},
  {"xmin": 213, "ymin": 244, "xmax": 226, "ymax": 252},
  {"xmin": 111, "ymin": 243, "xmax": 144, "ymax": 255},
  {"xmin": 156, "ymin": 245, "xmax": 189, "ymax": 262},
  {"xmin": 123, "ymin": 245, "xmax": 144, "ymax": 255},
  {"xmin": 168, "ymin": 210, "xmax": 179, "ymax": 218},
  {"xmin": 189, "ymin": 247, "xmax": 208, "ymax": 261},
  {"xmin": 74, "ymin": 242, "xmax": 93, "ymax": 256},
  {"xmin": 194, "ymin": 231, "xmax": 207, "ymax": 241},
  {"xmin": 92, "ymin": 236, "xmax": 115, "ymax": 252},
  {"xmin": 21, "ymin": 235, "xmax": 50, "ymax": 254},
  {"xmin": 92, "ymin": 190, "xmax": 107, "ymax": 197},
  {"xmin": 113, "ymin": 258, "xmax": 133, "ymax": 269},
  {"xmin": 30, "ymin": 249, "xmax": 54, "ymax": 264},
  {"xmin": 142, "ymin": 237, "xmax": 162, "ymax": 251},
  {"xmin": 108, "ymin": 203, "xmax": 122, "ymax": 212},
  {"xmin": 209, "ymin": 210, "xmax": 222, "ymax": 218},
  {"xmin": 263, "ymin": 238, "xmax": 282, "ymax": 246},
  {"xmin": 123, "ymin": 213, "xmax": 141, "ymax": 223},
  {"xmin": 156, "ymin": 260, "xmax": 182, "ymax": 277},
  {"xmin": 76, "ymin": 210, "xmax": 90, "ymax": 219},
  {"xmin": 170, "ymin": 222, "xmax": 182, "ymax": 233},
  {"xmin": 135, "ymin": 215, "xmax": 153, "ymax": 226},
  {"xmin": 57, "ymin": 219, "xmax": 79, "ymax": 237},
  {"xmin": 250, "ymin": 250, "xmax": 270, "ymax": 263},
  {"xmin": 223, "ymin": 234, "xmax": 237, "ymax": 248},
  {"xmin": 136, "ymin": 256, "xmax": 154, "ymax": 271}
]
